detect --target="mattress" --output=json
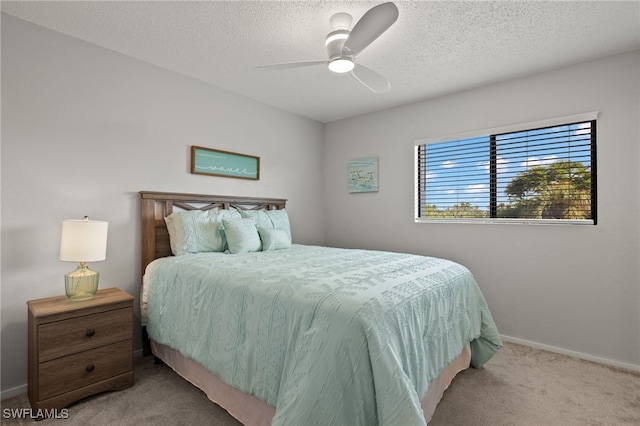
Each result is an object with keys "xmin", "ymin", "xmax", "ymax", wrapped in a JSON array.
[{"xmin": 143, "ymin": 244, "xmax": 502, "ymax": 426}]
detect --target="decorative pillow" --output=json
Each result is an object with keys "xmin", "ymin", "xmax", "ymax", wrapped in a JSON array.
[
  {"xmin": 257, "ymin": 226, "xmax": 292, "ymax": 251},
  {"xmin": 221, "ymin": 218, "xmax": 262, "ymax": 254},
  {"xmin": 164, "ymin": 210, "xmax": 226, "ymax": 255},
  {"xmin": 239, "ymin": 209, "xmax": 292, "ymax": 240}
]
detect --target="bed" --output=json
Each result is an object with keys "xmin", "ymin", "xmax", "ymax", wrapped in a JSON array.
[{"xmin": 139, "ymin": 191, "xmax": 502, "ymax": 426}]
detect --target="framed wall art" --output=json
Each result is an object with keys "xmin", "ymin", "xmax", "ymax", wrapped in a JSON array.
[
  {"xmin": 349, "ymin": 157, "xmax": 379, "ymax": 193},
  {"xmin": 191, "ymin": 146, "xmax": 260, "ymax": 180}
]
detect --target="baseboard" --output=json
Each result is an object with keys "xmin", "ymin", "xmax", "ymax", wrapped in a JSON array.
[
  {"xmin": 1, "ymin": 384, "xmax": 28, "ymax": 401},
  {"xmin": 1, "ymin": 349, "xmax": 147, "ymax": 402},
  {"xmin": 501, "ymin": 334, "xmax": 640, "ymax": 373}
]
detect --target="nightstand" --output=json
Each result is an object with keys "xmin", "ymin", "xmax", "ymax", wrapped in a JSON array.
[{"xmin": 27, "ymin": 287, "xmax": 134, "ymax": 411}]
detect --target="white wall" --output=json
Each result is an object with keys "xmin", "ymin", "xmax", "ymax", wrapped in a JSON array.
[
  {"xmin": 0, "ymin": 14, "xmax": 325, "ymax": 396},
  {"xmin": 324, "ymin": 50, "xmax": 640, "ymax": 370}
]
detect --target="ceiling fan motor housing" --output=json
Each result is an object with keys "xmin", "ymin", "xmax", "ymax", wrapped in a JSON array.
[
  {"xmin": 325, "ymin": 11, "xmax": 354, "ymax": 73},
  {"xmin": 325, "ymin": 29, "xmax": 350, "ymax": 60}
]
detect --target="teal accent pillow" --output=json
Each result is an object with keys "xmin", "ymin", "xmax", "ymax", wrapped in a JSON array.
[
  {"xmin": 164, "ymin": 209, "xmax": 240, "ymax": 255},
  {"xmin": 221, "ymin": 218, "xmax": 262, "ymax": 254},
  {"xmin": 257, "ymin": 226, "xmax": 292, "ymax": 251},
  {"xmin": 239, "ymin": 209, "xmax": 291, "ymax": 240}
]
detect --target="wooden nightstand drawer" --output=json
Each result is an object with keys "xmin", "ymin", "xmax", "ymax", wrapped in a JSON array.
[
  {"xmin": 39, "ymin": 307, "xmax": 132, "ymax": 362},
  {"xmin": 38, "ymin": 339, "xmax": 133, "ymax": 400}
]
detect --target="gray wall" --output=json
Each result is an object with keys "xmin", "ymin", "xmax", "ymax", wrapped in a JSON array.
[
  {"xmin": 1, "ymin": 15, "xmax": 325, "ymax": 396},
  {"xmin": 324, "ymin": 50, "xmax": 640, "ymax": 370}
]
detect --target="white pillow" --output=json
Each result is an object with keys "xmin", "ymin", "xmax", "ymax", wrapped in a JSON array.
[
  {"xmin": 239, "ymin": 209, "xmax": 292, "ymax": 240},
  {"xmin": 165, "ymin": 209, "xmax": 238, "ymax": 255},
  {"xmin": 221, "ymin": 218, "xmax": 262, "ymax": 254},
  {"xmin": 257, "ymin": 226, "xmax": 292, "ymax": 251}
]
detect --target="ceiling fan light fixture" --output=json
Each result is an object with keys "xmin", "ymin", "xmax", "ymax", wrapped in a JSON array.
[{"xmin": 328, "ymin": 57, "xmax": 355, "ymax": 73}]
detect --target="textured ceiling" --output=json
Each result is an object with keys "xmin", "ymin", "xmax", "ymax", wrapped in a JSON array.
[{"xmin": 2, "ymin": 1, "xmax": 639, "ymax": 123}]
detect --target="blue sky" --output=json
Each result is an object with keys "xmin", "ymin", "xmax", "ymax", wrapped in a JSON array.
[{"xmin": 422, "ymin": 122, "xmax": 592, "ymax": 210}]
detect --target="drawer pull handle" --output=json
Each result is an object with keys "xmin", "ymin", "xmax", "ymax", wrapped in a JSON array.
[
  {"xmin": 86, "ymin": 329, "xmax": 95, "ymax": 338},
  {"xmin": 86, "ymin": 364, "xmax": 95, "ymax": 373}
]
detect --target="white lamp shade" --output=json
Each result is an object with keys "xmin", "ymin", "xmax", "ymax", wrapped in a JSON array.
[{"xmin": 60, "ymin": 219, "xmax": 108, "ymax": 262}]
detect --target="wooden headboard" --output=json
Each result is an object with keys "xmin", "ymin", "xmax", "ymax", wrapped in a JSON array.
[{"xmin": 139, "ymin": 191, "xmax": 287, "ymax": 272}]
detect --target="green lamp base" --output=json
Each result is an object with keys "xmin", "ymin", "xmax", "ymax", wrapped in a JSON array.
[{"xmin": 65, "ymin": 263, "xmax": 99, "ymax": 301}]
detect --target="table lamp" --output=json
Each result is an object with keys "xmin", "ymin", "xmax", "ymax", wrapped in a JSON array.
[{"xmin": 59, "ymin": 217, "xmax": 108, "ymax": 301}]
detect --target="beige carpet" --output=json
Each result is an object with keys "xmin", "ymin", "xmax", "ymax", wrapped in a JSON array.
[{"xmin": 2, "ymin": 342, "xmax": 639, "ymax": 425}]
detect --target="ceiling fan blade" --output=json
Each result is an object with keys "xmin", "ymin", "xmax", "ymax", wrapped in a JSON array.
[
  {"xmin": 254, "ymin": 60, "xmax": 326, "ymax": 71},
  {"xmin": 342, "ymin": 2, "xmax": 398, "ymax": 57},
  {"xmin": 350, "ymin": 64, "xmax": 391, "ymax": 93}
]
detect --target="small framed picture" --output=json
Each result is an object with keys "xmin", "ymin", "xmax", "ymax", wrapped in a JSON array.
[{"xmin": 349, "ymin": 157, "xmax": 379, "ymax": 193}]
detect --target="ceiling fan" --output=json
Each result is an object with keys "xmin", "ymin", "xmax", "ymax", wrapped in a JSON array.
[{"xmin": 255, "ymin": 2, "xmax": 399, "ymax": 93}]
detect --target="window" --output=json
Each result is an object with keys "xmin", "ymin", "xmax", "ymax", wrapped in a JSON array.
[{"xmin": 415, "ymin": 113, "xmax": 597, "ymax": 224}]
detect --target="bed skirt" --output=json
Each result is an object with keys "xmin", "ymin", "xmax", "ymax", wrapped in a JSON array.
[{"xmin": 151, "ymin": 340, "xmax": 471, "ymax": 425}]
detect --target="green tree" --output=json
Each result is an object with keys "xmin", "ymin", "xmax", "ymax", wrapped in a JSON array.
[
  {"xmin": 502, "ymin": 161, "xmax": 591, "ymax": 219},
  {"xmin": 424, "ymin": 204, "xmax": 443, "ymax": 217},
  {"xmin": 425, "ymin": 202, "xmax": 487, "ymax": 218},
  {"xmin": 446, "ymin": 202, "xmax": 488, "ymax": 218}
]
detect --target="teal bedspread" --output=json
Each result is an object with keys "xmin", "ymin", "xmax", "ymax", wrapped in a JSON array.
[{"xmin": 145, "ymin": 245, "xmax": 502, "ymax": 426}]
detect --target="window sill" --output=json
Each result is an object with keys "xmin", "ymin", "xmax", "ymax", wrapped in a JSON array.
[{"xmin": 414, "ymin": 218, "xmax": 595, "ymax": 225}]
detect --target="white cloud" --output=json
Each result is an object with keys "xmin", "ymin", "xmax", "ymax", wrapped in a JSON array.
[
  {"xmin": 573, "ymin": 122, "xmax": 591, "ymax": 136},
  {"xmin": 521, "ymin": 156, "xmax": 558, "ymax": 168},
  {"xmin": 497, "ymin": 157, "xmax": 510, "ymax": 173},
  {"xmin": 478, "ymin": 156, "xmax": 509, "ymax": 173},
  {"xmin": 424, "ymin": 171, "xmax": 437, "ymax": 179},
  {"xmin": 441, "ymin": 160, "xmax": 456, "ymax": 168},
  {"xmin": 465, "ymin": 184, "xmax": 487, "ymax": 194}
]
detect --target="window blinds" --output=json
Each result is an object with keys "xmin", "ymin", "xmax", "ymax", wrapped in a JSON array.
[{"xmin": 416, "ymin": 119, "xmax": 596, "ymax": 223}]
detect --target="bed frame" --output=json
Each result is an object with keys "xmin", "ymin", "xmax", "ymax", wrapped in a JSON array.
[{"xmin": 139, "ymin": 191, "xmax": 287, "ymax": 354}]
